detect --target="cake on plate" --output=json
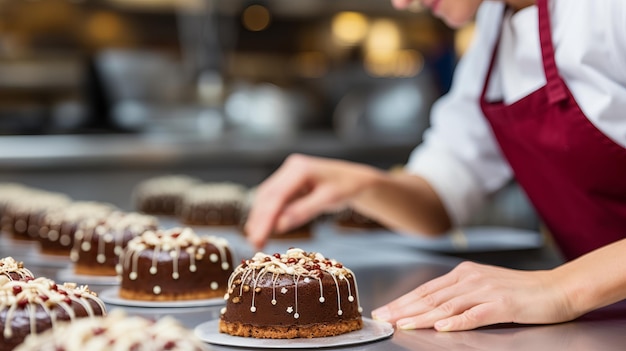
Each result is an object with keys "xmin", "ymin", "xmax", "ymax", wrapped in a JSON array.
[
  {"xmin": 117, "ymin": 227, "xmax": 234, "ymax": 301},
  {"xmin": 15, "ymin": 309, "xmax": 210, "ymax": 351},
  {"xmin": 179, "ymin": 182, "xmax": 247, "ymax": 226},
  {"xmin": 0, "ymin": 257, "xmax": 33, "ymax": 285},
  {"xmin": 133, "ymin": 175, "xmax": 201, "ymax": 216},
  {"xmin": 333, "ymin": 208, "xmax": 384, "ymax": 229},
  {"xmin": 219, "ymin": 248, "xmax": 363, "ymax": 339},
  {"xmin": 0, "ymin": 277, "xmax": 106, "ymax": 351},
  {"xmin": 70, "ymin": 211, "xmax": 159, "ymax": 276},
  {"xmin": 37, "ymin": 201, "xmax": 116, "ymax": 256}
]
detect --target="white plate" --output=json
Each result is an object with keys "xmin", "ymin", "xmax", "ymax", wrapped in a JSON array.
[
  {"xmin": 57, "ymin": 267, "xmax": 120, "ymax": 286},
  {"xmin": 194, "ymin": 318, "xmax": 394, "ymax": 349},
  {"xmin": 99, "ymin": 287, "xmax": 226, "ymax": 308}
]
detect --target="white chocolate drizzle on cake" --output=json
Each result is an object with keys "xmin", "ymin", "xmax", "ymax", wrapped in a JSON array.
[
  {"xmin": 0, "ymin": 277, "xmax": 106, "ymax": 338},
  {"xmin": 0, "ymin": 257, "xmax": 34, "ymax": 285},
  {"xmin": 39, "ymin": 202, "xmax": 116, "ymax": 248},
  {"xmin": 224, "ymin": 248, "xmax": 362, "ymax": 318},
  {"xmin": 14, "ymin": 309, "xmax": 210, "ymax": 351},
  {"xmin": 117, "ymin": 227, "xmax": 231, "ymax": 295},
  {"xmin": 70, "ymin": 211, "xmax": 159, "ymax": 264}
]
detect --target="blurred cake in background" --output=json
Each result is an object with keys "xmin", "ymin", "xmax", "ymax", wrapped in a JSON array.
[
  {"xmin": 117, "ymin": 227, "xmax": 233, "ymax": 301},
  {"xmin": 37, "ymin": 201, "xmax": 117, "ymax": 256},
  {"xmin": 333, "ymin": 208, "xmax": 384, "ymax": 230},
  {"xmin": 179, "ymin": 182, "xmax": 246, "ymax": 226},
  {"xmin": 2, "ymin": 190, "xmax": 72, "ymax": 241},
  {"xmin": 70, "ymin": 211, "xmax": 159, "ymax": 276},
  {"xmin": 15, "ymin": 309, "xmax": 210, "ymax": 351},
  {"xmin": 133, "ymin": 175, "xmax": 201, "ymax": 216}
]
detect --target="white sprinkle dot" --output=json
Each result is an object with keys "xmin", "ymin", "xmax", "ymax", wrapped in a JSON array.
[
  {"xmin": 97, "ymin": 254, "xmax": 105, "ymax": 263},
  {"xmin": 281, "ymin": 287, "xmax": 288, "ymax": 294},
  {"xmin": 319, "ymin": 297, "xmax": 325, "ymax": 303},
  {"xmin": 81, "ymin": 242, "xmax": 91, "ymax": 251},
  {"xmin": 358, "ymin": 307, "xmax": 363, "ymax": 313},
  {"xmin": 250, "ymin": 306, "xmax": 257, "ymax": 312},
  {"xmin": 294, "ymin": 313, "xmax": 300, "ymax": 319},
  {"xmin": 338, "ymin": 310, "xmax": 343, "ymax": 316},
  {"xmin": 153, "ymin": 286, "xmax": 161, "ymax": 294},
  {"xmin": 190, "ymin": 265, "xmax": 197, "ymax": 272},
  {"xmin": 287, "ymin": 306, "xmax": 293, "ymax": 314},
  {"xmin": 210, "ymin": 253, "xmax": 218, "ymax": 262},
  {"xmin": 172, "ymin": 272, "xmax": 180, "ymax": 279},
  {"xmin": 348, "ymin": 296, "xmax": 354, "ymax": 302},
  {"xmin": 149, "ymin": 267, "xmax": 157, "ymax": 275},
  {"xmin": 222, "ymin": 262, "xmax": 229, "ymax": 270},
  {"xmin": 220, "ymin": 307, "xmax": 227, "ymax": 314},
  {"xmin": 129, "ymin": 272, "xmax": 137, "ymax": 280},
  {"xmin": 271, "ymin": 299, "xmax": 277, "ymax": 305},
  {"xmin": 211, "ymin": 282, "xmax": 218, "ymax": 290}
]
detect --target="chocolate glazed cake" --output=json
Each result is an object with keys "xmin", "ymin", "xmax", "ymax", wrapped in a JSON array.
[
  {"xmin": 0, "ymin": 278, "xmax": 106, "ymax": 351},
  {"xmin": 0, "ymin": 257, "xmax": 33, "ymax": 285},
  {"xmin": 70, "ymin": 212, "xmax": 159, "ymax": 276},
  {"xmin": 117, "ymin": 227, "xmax": 234, "ymax": 301},
  {"xmin": 220, "ymin": 248, "xmax": 363, "ymax": 339}
]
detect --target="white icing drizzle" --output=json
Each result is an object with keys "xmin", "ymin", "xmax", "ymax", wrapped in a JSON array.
[
  {"xmin": 40, "ymin": 202, "xmax": 115, "ymax": 248},
  {"xmin": 225, "ymin": 248, "xmax": 362, "ymax": 318},
  {"xmin": 70, "ymin": 212, "xmax": 158, "ymax": 268},
  {"xmin": 14, "ymin": 309, "xmax": 209, "ymax": 351},
  {"xmin": 119, "ymin": 227, "xmax": 231, "ymax": 296},
  {"xmin": 0, "ymin": 278, "xmax": 106, "ymax": 339},
  {"xmin": 0, "ymin": 257, "xmax": 34, "ymax": 283}
]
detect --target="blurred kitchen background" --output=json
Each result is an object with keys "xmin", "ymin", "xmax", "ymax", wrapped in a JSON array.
[{"xmin": 0, "ymin": 0, "xmax": 538, "ymax": 231}]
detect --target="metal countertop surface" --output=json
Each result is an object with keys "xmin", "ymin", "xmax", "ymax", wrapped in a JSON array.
[{"xmin": 3, "ymin": 221, "xmax": 625, "ymax": 351}]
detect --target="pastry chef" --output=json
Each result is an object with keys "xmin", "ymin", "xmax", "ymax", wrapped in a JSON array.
[{"xmin": 245, "ymin": 0, "xmax": 626, "ymax": 331}]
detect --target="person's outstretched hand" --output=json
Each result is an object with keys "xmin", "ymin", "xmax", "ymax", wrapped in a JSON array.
[
  {"xmin": 372, "ymin": 261, "xmax": 579, "ymax": 331},
  {"xmin": 244, "ymin": 154, "xmax": 383, "ymax": 249}
]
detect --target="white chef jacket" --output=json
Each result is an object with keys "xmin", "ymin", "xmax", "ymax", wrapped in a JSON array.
[{"xmin": 405, "ymin": 0, "xmax": 626, "ymax": 226}]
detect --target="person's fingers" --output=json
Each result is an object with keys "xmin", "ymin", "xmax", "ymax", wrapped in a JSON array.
[
  {"xmin": 274, "ymin": 185, "xmax": 342, "ymax": 234},
  {"xmin": 372, "ymin": 268, "xmax": 461, "ymax": 322},
  {"xmin": 395, "ymin": 292, "xmax": 487, "ymax": 330},
  {"xmin": 245, "ymin": 156, "xmax": 311, "ymax": 249},
  {"xmin": 433, "ymin": 302, "xmax": 503, "ymax": 331}
]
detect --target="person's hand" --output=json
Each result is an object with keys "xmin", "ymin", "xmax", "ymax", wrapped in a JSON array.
[
  {"xmin": 244, "ymin": 154, "xmax": 383, "ymax": 249},
  {"xmin": 372, "ymin": 261, "xmax": 579, "ymax": 331},
  {"xmin": 391, "ymin": 0, "xmax": 418, "ymax": 9}
]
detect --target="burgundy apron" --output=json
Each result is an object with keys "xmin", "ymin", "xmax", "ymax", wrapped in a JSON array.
[{"xmin": 480, "ymin": 0, "xmax": 626, "ymax": 260}]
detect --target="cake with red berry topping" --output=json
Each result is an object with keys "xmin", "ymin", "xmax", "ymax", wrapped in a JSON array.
[
  {"xmin": 117, "ymin": 227, "xmax": 233, "ymax": 301},
  {"xmin": 219, "ymin": 248, "xmax": 362, "ymax": 339},
  {"xmin": 15, "ymin": 309, "xmax": 210, "ymax": 351},
  {"xmin": 0, "ymin": 277, "xmax": 106, "ymax": 351},
  {"xmin": 70, "ymin": 211, "xmax": 159, "ymax": 276},
  {"xmin": 0, "ymin": 257, "xmax": 33, "ymax": 285}
]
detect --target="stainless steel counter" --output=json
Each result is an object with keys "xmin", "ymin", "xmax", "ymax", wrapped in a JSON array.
[{"xmin": 5, "ymin": 219, "xmax": 623, "ymax": 351}]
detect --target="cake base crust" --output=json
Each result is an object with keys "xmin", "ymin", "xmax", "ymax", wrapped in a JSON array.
[
  {"xmin": 218, "ymin": 318, "xmax": 363, "ymax": 339},
  {"xmin": 74, "ymin": 265, "xmax": 117, "ymax": 277},
  {"xmin": 119, "ymin": 288, "xmax": 226, "ymax": 301}
]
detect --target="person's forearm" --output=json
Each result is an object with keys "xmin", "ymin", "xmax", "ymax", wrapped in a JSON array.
[
  {"xmin": 350, "ymin": 170, "xmax": 452, "ymax": 236},
  {"xmin": 554, "ymin": 238, "xmax": 626, "ymax": 316}
]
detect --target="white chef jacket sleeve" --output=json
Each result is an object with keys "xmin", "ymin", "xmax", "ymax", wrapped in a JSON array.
[{"xmin": 405, "ymin": 2, "xmax": 513, "ymax": 226}]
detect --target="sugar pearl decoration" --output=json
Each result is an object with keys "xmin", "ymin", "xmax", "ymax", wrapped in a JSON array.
[{"xmin": 153, "ymin": 285, "xmax": 161, "ymax": 295}]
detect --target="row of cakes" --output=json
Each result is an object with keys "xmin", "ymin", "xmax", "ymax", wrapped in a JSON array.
[
  {"xmin": 0, "ymin": 256, "xmax": 210, "ymax": 351},
  {"xmin": 1, "ymin": 182, "xmax": 368, "ymax": 345},
  {"xmin": 2, "ymin": 244, "xmax": 365, "ymax": 349},
  {"xmin": 132, "ymin": 175, "xmax": 385, "ymax": 232}
]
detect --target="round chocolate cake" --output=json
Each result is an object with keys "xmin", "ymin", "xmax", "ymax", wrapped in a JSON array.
[
  {"xmin": 179, "ymin": 182, "xmax": 247, "ymax": 226},
  {"xmin": 133, "ymin": 175, "xmax": 201, "ymax": 216},
  {"xmin": 15, "ymin": 309, "xmax": 210, "ymax": 351},
  {"xmin": 220, "ymin": 248, "xmax": 363, "ymax": 339},
  {"xmin": 2, "ymin": 191, "xmax": 71, "ymax": 241},
  {"xmin": 0, "ymin": 277, "xmax": 106, "ymax": 351},
  {"xmin": 70, "ymin": 211, "xmax": 159, "ymax": 276},
  {"xmin": 117, "ymin": 227, "xmax": 234, "ymax": 301},
  {"xmin": 37, "ymin": 201, "xmax": 116, "ymax": 256},
  {"xmin": 0, "ymin": 257, "xmax": 33, "ymax": 285},
  {"xmin": 334, "ymin": 208, "xmax": 384, "ymax": 229}
]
